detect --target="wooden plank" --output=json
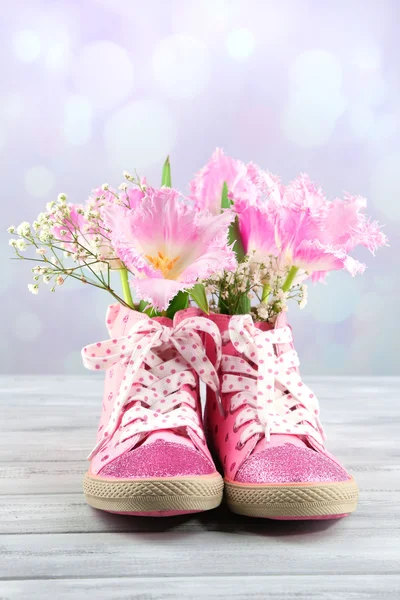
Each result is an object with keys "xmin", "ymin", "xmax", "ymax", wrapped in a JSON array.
[
  {"xmin": 1, "ymin": 529, "xmax": 399, "ymax": 579},
  {"xmin": 1, "ymin": 492, "xmax": 399, "ymax": 535},
  {"xmin": 1, "ymin": 575, "xmax": 399, "ymax": 600},
  {"xmin": 1, "ymin": 460, "xmax": 398, "ymax": 495},
  {"xmin": 0, "ymin": 376, "xmax": 399, "ymax": 594}
]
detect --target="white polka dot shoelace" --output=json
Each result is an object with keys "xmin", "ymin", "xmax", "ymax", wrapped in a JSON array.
[
  {"xmin": 221, "ymin": 315, "xmax": 326, "ymax": 448},
  {"xmin": 82, "ymin": 316, "xmax": 222, "ymax": 460}
]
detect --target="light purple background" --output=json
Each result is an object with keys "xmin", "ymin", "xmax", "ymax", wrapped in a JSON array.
[{"xmin": 2, "ymin": 0, "xmax": 399, "ymax": 375}]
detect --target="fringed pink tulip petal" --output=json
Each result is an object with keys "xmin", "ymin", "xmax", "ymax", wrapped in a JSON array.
[
  {"xmin": 238, "ymin": 205, "xmax": 277, "ymax": 257},
  {"xmin": 190, "ymin": 148, "xmax": 260, "ymax": 213},
  {"xmin": 104, "ymin": 186, "xmax": 236, "ymax": 310},
  {"xmin": 132, "ymin": 278, "xmax": 188, "ymax": 312}
]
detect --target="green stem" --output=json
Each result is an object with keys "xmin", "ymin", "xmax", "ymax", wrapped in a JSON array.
[
  {"xmin": 261, "ymin": 284, "xmax": 271, "ymax": 303},
  {"xmin": 119, "ymin": 268, "xmax": 134, "ymax": 308},
  {"xmin": 282, "ymin": 266, "xmax": 299, "ymax": 292}
]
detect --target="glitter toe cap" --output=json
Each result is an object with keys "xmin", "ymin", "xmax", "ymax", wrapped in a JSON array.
[
  {"xmin": 235, "ymin": 443, "xmax": 350, "ymax": 484},
  {"xmin": 99, "ymin": 440, "xmax": 215, "ymax": 479}
]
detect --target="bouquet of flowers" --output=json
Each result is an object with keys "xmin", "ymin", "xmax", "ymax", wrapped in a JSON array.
[
  {"xmin": 9, "ymin": 149, "xmax": 387, "ymax": 322},
  {"xmin": 8, "ymin": 149, "xmax": 388, "ymax": 520}
]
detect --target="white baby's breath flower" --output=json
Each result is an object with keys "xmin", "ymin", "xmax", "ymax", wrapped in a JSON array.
[
  {"xmin": 118, "ymin": 183, "xmax": 128, "ymax": 191},
  {"xmin": 36, "ymin": 248, "xmax": 47, "ymax": 255},
  {"xmin": 257, "ymin": 303, "xmax": 269, "ymax": 320},
  {"xmin": 28, "ymin": 283, "xmax": 39, "ymax": 295},
  {"xmin": 43, "ymin": 275, "xmax": 51, "ymax": 284},
  {"xmin": 299, "ymin": 284, "xmax": 308, "ymax": 309},
  {"xmin": 56, "ymin": 276, "xmax": 64, "ymax": 286},
  {"xmin": 101, "ymin": 183, "xmax": 109, "ymax": 191},
  {"xmin": 16, "ymin": 238, "xmax": 27, "ymax": 251},
  {"xmin": 276, "ymin": 289, "xmax": 288, "ymax": 301},
  {"xmin": 123, "ymin": 170, "xmax": 132, "ymax": 180},
  {"xmin": 16, "ymin": 221, "xmax": 31, "ymax": 236},
  {"xmin": 7, "ymin": 226, "xmax": 15, "ymax": 234},
  {"xmin": 38, "ymin": 230, "xmax": 50, "ymax": 242},
  {"xmin": 36, "ymin": 212, "xmax": 48, "ymax": 225},
  {"xmin": 57, "ymin": 193, "xmax": 68, "ymax": 203},
  {"xmin": 46, "ymin": 201, "xmax": 56, "ymax": 213}
]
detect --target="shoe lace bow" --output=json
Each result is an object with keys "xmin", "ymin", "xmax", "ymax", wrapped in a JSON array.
[
  {"xmin": 221, "ymin": 315, "xmax": 325, "ymax": 448},
  {"xmin": 82, "ymin": 316, "xmax": 222, "ymax": 460}
]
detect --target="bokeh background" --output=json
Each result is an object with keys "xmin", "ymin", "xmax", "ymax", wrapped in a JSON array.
[{"xmin": 1, "ymin": 0, "xmax": 399, "ymax": 375}]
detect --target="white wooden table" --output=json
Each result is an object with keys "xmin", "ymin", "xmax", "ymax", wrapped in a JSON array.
[{"xmin": 0, "ymin": 376, "xmax": 399, "ymax": 599}]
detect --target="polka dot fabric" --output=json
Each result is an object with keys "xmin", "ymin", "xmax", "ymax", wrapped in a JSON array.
[
  {"xmin": 204, "ymin": 312, "xmax": 349, "ymax": 483},
  {"xmin": 82, "ymin": 307, "xmax": 222, "ymax": 465}
]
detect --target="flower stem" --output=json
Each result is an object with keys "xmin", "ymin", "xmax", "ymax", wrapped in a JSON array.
[
  {"xmin": 119, "ymin": 268, "xmax": 134, "ymax": 308},
  {"xmin": 261, "ymin": 284, "xmax": 271, "ymax": 302},
  {"xmin": 282, "ymin": 266, "xmax": 299, "ymax": 292}
]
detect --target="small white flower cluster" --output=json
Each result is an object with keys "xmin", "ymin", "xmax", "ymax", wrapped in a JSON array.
[
  {"xmin": 204, "ymin": 255, "xmax": 308, "ymax": 322},
  {"xmin": 8, "ymin": 172, "xmax": 144, "ymax": 306}
]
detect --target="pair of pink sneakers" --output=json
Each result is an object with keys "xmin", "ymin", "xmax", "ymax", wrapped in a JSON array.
[{"xmin": 82, "ymin": 304, "xmax": 358, "ymax": 520}]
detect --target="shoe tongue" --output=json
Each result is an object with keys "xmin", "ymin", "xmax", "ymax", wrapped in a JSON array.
[
  {"xmin": 142, "ymin": 430, "xmax": 195, "ymax": 449},
  {"xmin": 173, "ymin": 307, "xmax": 206, "ymax": 326},
  {"xmin": 253, "ymin": 434, "xmax": 308, "ymax": 453}
]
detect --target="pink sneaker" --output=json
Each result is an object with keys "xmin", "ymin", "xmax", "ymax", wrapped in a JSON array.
[
  {"xmin": 205, "ymin": 313, "xmax": 359, "ymax": 520},
  {"xmin": 82, "ymin": 304, "xmax": 223, "ymax": 516}
]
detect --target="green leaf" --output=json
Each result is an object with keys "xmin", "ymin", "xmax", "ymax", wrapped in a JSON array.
[
  {"xmin": 161, "ymin": 155, "xmax": 172, "ymax": 188},
  {"xmin": 220, "ymin": 181, "xmax": 246, "ymax": 262},
  {"xmin": 138, "ymin": 299, "xmax": 149, "ymax": 312},
  {"xmin": 138, "ymin": 300, "xmax": 161, "ymax": 317},
  {"xmin": 237, "ymin": 295, "xmax": 251, "ymax": 315},
  {"xmin": 166, "ymin": 290, "xmax": 189, "ymax": 319},
  {"xmin": 189, "ymin": 283, "xmax": 209, "ymax": 314},
  {"xmin": 221, "ymin": 181, "xmax": 231, "ymax": 209},
  {"xmin": 229, "ymin": 216, "xmax": 246, "ymax": 262}
]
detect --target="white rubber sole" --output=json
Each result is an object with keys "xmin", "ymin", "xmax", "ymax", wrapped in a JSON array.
[
  {"xmin": 83, "ymin": 472, "xmax": 224, "ymax": 515},
  {"xmin": 224, "ymin": 478, "xmax": 359, "ymax": 519}
]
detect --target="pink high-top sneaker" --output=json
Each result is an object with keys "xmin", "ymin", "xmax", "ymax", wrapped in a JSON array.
[
  {"xmin": 82, "ymin": 304, "xmax": 224, "ymax": 516},
  {"xmin": 205, "ymin": 313, "xmax": 359, "ymax": 520}
]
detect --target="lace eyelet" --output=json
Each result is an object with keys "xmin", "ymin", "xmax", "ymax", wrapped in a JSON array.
[{"xmin": 236, "ymin": 442, "xmax": 244, "ymax": 451}]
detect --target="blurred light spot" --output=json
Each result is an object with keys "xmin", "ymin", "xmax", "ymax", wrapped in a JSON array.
[
  {"xmin": 14, "ymin": 311, "xmax": 42, "ymax": 342},
  {"xmin": 348, "ymin": 104, "xmax": 375, "ymax": 139},
  {"xmin": 352, "ymin": 40, "xmax": 381, "ymax": 71},
  {"xmin": 361, "ymin": 73, "xmax": 388, "ymax": 107},
  {"xmin": 226, "ymin": 28, "xmax": 255, "ymax": 61},
  {"xmin": 289, "ymin": 50, "xmax": 342, "ymax": 92},
  {"xmin": 172, "ymin": 0, "xmax": 235, "ymax": 36},
  {"xmin": 282, "ymin": 50, "xmax": 346, "ymax": 148},
  {"xmin": 25, "ymin": 166, "xmax": 55, "ymax": 198},
  {"xmin": 13, "ymin": 30, "xmax": 42, "ymax": 63},
  {"xmin": 45, "ymin": 42, "xmax": 71, "ymax": 71},
  {"xmin": 62, "ymin": 95, "xmax": 92, "ymax": 146},
  {"xmin": 1, "ymin": 94, "xmax": 24, "ymax": 123},
  {"xmin": 370, "ymin": 152, "xmax": 400, "ymax": 221},
  {"xmin": 72, "ymin": 41, "xmax": 134, "ymax": 112},
  {"xmin": 153, "ymin": 34, "xmax": 210, "ymax": 99},
  {"xmin": 104, "ymin": 100, "xmax": 177, "ymax": 172},
  {"xmin": 370, "ymin": 112, "xmax": 400, "ymax": 141},
  {"xmin": 282, "ymin": 92, "xmax": 347, "ymax": 148},
  {"xmin": 303, "ymin": 271, "xmax": 363, "ymax": 324}
]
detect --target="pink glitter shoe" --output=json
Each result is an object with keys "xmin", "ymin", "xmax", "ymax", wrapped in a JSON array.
[
  {"xmin": 82, "ymin": 305, "xmax": 223, "ymax": 516},
  {"xmin": 205, "ymin": 313, "xmax": 359, "ymax": 520}
]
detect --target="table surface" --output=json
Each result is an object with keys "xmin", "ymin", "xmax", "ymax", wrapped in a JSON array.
[{"xmin": 0, "ymin": 375, "xmax": 399, "ymax": 600}]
